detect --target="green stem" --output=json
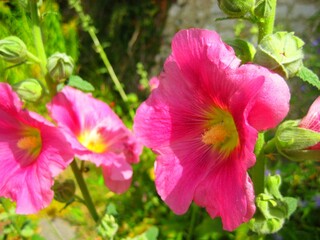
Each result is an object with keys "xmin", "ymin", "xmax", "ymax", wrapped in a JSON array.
[
  {"xmin": 87, "ymin": 27, "xmax": 128, "ymax": 103},
  {"xmin": 257, "ymin": 0, "xmax": 277, "ymax": 42},
  {"xmin": 69, "ymin": 0, "xmax": 128, "ymax": 103},
  {"xmin": 28, "ymin": 0, "xmax": 47, "ymax": 75},
  {"xmin": 29, "ymin": 0, "xmax": 55, "ymax": 97},
  {"xmin": 187, "ymin": 204, "xmax": 198, "ymax": 240},
  {"xmin": 251, "ymin": 132, "xmax": 266, "ymax": 195},
  {"xmin": 71, "ymin": 160, "xmax": 100, "ymax": 223}
]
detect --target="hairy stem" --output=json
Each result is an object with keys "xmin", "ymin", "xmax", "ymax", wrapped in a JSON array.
[
  {"xmin": 257, "ymin": 0, "xmax": 277, "ymax": 42},
  {"xmin": 28, "ymin": 1, "xmax": 47, "ymax": 77},
  {"xmin": 71, "ymin": 160, "xmax": 100, "ymax": 223},
  {"xmin": 69, "ymin": 0, "xmax": 128, "ymax": 103}
]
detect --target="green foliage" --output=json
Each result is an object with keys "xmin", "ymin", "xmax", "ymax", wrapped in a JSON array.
[
  {"xmin": 67, "ymin": 75, "xmax": 95, "ymax": 92},
  {"xmin": 296, "ymin": 66, "xmax": 320, "ymax": 90}
]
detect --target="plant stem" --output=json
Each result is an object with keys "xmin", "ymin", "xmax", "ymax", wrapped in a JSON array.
[
  {"xmin": 187, "ymin": 204, "xmax": 198, "ymax": 240},
  {"xmin": 71, "ymin": 160, "xmax": 100, "ymax": 223},
  {"xmin": 251, "ymin": 132, "xmax": 266, "ymax": 195},
  {"xmin": 69, "ymin": 0, "xmax": 128, "ymax": 103},
  {"xmin": 29, "ymin": 0, "xmax": 56, "ymax": 97},
  {"xmin": 257, "ymin": 0, "xmax": 277, "ymax": 42},
  {"xmin": 28, "ymin": 0, "xmax": 47, "ymax": 77}
]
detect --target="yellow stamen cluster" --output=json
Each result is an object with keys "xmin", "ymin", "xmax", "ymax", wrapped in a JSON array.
[
  {"xmin": 16, "ymin": 128, "xmax": 42, "ymax": 164},
  {"xmin": 78, "ymin": 129, "xmax": 107, "ymax": 153},
  {"xmin": 202, "ymin": 107, "xmax": 239, "ymax": 156}
]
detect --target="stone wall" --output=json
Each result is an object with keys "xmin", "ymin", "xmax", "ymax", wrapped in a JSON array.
[{"xmin": 153, "ymin": 0, "xmax": 320, "ymax": 73}]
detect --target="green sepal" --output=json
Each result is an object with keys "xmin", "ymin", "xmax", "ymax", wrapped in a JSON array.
[
  {"xmin": 265, "ymin": 175, "xmax": 282, "ymax": 199},
  {"xmin": 67, "ymin": 75, "xmax": 95, "ymax": 92},
  {"xmin": 254, "ymin": 0, "xmax": 272, "ymax": 18},
  {"xmin": 275, "ymin": 120, "xmax": 320, "ymax": 151},
  {"xmin": 225, "ymin": 39, "xmax": 256, "ymax": 63},
  {"xmin": 254, "ymin": 32, "xmax": 304, "ymax": 79},
  {"xmin": 283, "ymin": 197, "xmax": 298, "ymax": 219},
  {"xmin": 249, "ymin": 217, "xmax": 284, "ymax": 235},
  {"xmin": 296, "ymin": 66, "xmax": 320, "ymax": 90}
]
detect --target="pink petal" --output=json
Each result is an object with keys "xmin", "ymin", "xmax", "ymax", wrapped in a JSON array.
[
  {"xmin": 300, "ymin": 96, "xmax": 320, "ymax": 132},
  {"xmin": 101, "ymin": 154, "xmax": 133, "ymax": 194},
  {"xmin": 245, "ymin": 65, "xmax": 290, "ymax": 130},
  {"xmin": 194, "ymin": 160, "xmax": 255, "ymax": 231},
  {"xmin": 0, "ymin": 83, "xmax": 22, "ymax": 113}
]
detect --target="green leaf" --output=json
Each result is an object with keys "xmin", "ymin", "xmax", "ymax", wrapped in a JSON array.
[
  {"xmin": 67, "ymin": 75, "xmax": 95, "ymax": 92},
  {"xmin": 144, "ymin": 226, "xmax": 159, "ymax": 240},
  {"xmin": 225, "ymin": 39, "xmax": 256, "ymax": 63},
  {"xmin": 296, "ymin": 66, "xmax": 320, "ymax": 90},
  {"xmin": 283, "ymin": 197, "xmax": 298, "ymax": 218}
]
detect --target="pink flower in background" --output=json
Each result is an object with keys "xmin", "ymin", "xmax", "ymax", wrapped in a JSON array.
[
  {"xmin": 133, "ymin": 29, "xmax": 290, "ymax": 231},
  {"xmin": 299, "ymin": 96, "xmax": 320, "ymax": 149},
  {"xmin": 0, "ymin": 83, "xmax": 73, "ymax": 214},
  {"xmin": 48, "ymin": 86, "xmax": 142, "ymax": 194}
]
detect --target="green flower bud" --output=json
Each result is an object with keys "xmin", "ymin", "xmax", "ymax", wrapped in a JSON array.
[
  {"xmin": 47, "ymin": 53, "xmax": 74, "ymax": 83},
  {"xmin": 254, "ymin": 32, "xmax": 304, "ymax": 79},
  {"xmin": 0, "ymin": 36, "xmax": 27, "ymax": 64},
  {"xmin": 52, "ymin": 179, "xmax": 76, "ymax": 203},
  {"xmin": 249, "ymin": 175, "xmax": 298, "ymax": 235},
  {"xmin": 275, "ymin": 120, "xmax": 320, "ymax": 161},
  {"xmin": 218, "ymin": 0, "xmax": 255, "ymax": 17},
  {"xmin": 12, "ymin": 78, "xmax": 43, "ymax": 102}
]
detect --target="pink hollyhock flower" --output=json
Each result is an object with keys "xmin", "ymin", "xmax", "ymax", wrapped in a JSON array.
[
  {"xmin": 0, "ymin": 83, "xmax": 73, "ymax": 214},
  {"xmin": 133, "ymin": 28, "xmax": 290, "ymax": 231},
  {"xmin": 47, "ymin": 86, "xmax": 142, "ymax": 194},
  {"xmin": 299, "ymin": 96, "xmax": 320, "ymax": 149}
]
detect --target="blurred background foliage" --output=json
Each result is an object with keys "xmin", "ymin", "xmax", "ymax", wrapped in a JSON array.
[{"xmin": 0, "ymin": 0, "xmax": 319, "ymax": 239}]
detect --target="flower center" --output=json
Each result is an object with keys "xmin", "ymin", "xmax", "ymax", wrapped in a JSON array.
[
  {"xmin": 78, "ymin": 129, "xmax": 107, "ymax": 153},
  {"xmin": 16, "ymin": 127, "xmax": 42, "ymax": 166},
  {"xmin": 202, "ymin": 107, "xmax": 239, "ymax": 156}
]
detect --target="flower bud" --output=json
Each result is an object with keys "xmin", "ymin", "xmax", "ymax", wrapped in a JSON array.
[
  {"xmin": 0, "ymin": 36, "xmax": 27, "ymax": 64},
  {"xmin": 12, "ymin": 78, "xmax": 43, "ymax": 102},
  {"xmin": 218, "ymin": 0, "xmax": 255, "ymax": 17},
  {"xmin": 254, "ymin": 32, "xmax": 304, "ymax": 79},
  {"xmin": 274, "ymin": 120, "xmax": 320, "ymax": 161},
  {"xmin": 52, "ymin": 179, "xmax": 76, "ymax": 203},
  {"xmin": 249, "ymin": 175, "xmax": 298, "ymax": 235},
  {"xmin": 47, "ymin": 53, "xmax": 74, "ymax": 83}
]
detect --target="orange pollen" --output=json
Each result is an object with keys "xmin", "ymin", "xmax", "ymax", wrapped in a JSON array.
[
  {"xmin": 17, "ymin": 136, "xmax": 39, "ymax": 150},
  {"xmin": 202, "ymin": 124, "xmax": 229, "ymax": 146}
]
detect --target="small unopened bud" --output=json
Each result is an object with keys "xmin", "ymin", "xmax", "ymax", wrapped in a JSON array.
[
  {"xmin": 254, "ymin": 32, "xmax": 304, "ymax": 79},
  {"xmin": 218, "ymin": 0, "xmax": 255, "ymax": 17},
  {"xmin": 12, "ymin": 78, "xmax": 43, "ymax": 102},
  {"xmin": 275, "ymin": 120, "xmax": 320, "ymax": 161},
  {"xmin": 0, "ymin": 36, "xmax": 27, "ymax": 64},
  {"xmin": 52, "ymin": 179, "xmax": 76, "ymax": 203},
  {"xmin": 47, "ymin": 53, "xmax": 74, "ymax": 83}
]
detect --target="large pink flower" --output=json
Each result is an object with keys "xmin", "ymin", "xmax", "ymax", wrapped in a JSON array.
[
  {"xmin": 299, "ymin": 96, "xmax": 320, "ymax": 149},
  {"xmin": 133, "ymin": 29, "xmax": 290, "ymax": 231},
  {"xmin": 47, "ymin": 86, "xmax": 142, "ymax": 194},
  {"xmin": 0, "ymin": 83, "xmax": 73, "ymax": 214}
]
